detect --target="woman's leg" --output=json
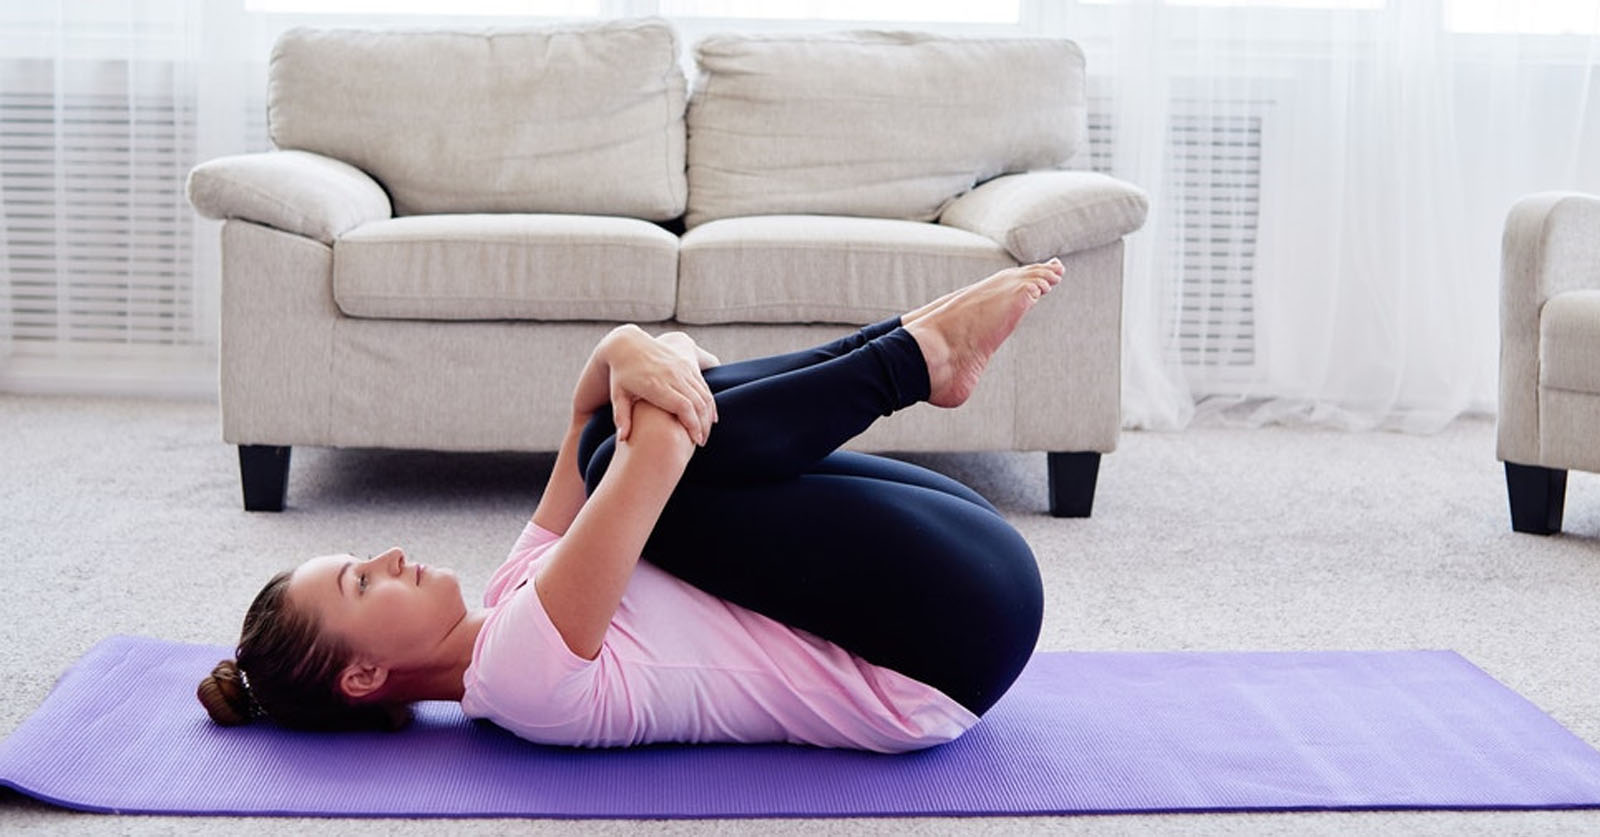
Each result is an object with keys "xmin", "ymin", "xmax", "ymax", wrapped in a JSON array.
[
  {"xmin": 809, "ymin": 450, "xmax": 1000, "ymax": 517},
  {"xmin": 701, "ymin": 316, "xmax": 905, "ymax": 393},
  {"xmin": 577, "ymin": 316, "xmax": 904, "ymax": 477},
  {"xmin": 581, "ymin": 326, "xmax": 933, "ymax": 488},
  {"xmin": 569, "ymin": 263, "xmax": 1063, "ymax": 712},
  {"xmin": 638, "ymin": 471, "xmax": 1043, "ymax": 716},
  {"xmin": 578, "ymin": 258, "xmax": 1063, "ymax": 482}
]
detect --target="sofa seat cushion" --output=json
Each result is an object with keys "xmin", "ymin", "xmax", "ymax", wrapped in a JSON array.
[
  {"xmin": 1541, "ymin": 290, "xmax": 1600, "ymax": 394},
  {"xmin": 677, "ymin": 216, "xmax": 1016, "ymax": 325},
  {"xmin": 333, "ymin": 214, "xmax": 678, "ymax": 321}
]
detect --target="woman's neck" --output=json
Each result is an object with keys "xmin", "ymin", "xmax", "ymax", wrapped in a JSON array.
[{"xmin": 380, "ymin": 608, "xmax": 489, "ymax": 703}]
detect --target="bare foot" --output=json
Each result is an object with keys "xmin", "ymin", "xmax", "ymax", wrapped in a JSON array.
[
  {"xmin": 900, "ymin": 287, "xmax": 961, "ymax": 328},
  {"xmin": 901, "ymin": 258, "xmax": 1063, "ymax": 327},
  {"xmin": 903, "ymin": 259, "xmax": 1063, "ymax": 408}
]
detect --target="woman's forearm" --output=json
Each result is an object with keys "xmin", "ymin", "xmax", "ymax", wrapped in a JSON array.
[
  {"xmin": 533, "ymin": 402, "xmax": 694, "ymax": 659},
  {"xmin": 530, "ymin": 412, "xmax": 596, "ymax": 536}
]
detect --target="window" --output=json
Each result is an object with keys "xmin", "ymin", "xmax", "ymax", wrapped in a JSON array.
[
  {"xmin": 243, "ymin": 0, "xmax": 598, "ymax": 15},
  {"xmin": 1076, "ymin": 0, "xmax": 1381, "ymax": 7},
  {"xmin": 1447, "ymin": 0, "xmax": 1600, "ymax": 34},
  {"xmin": 657, "ymin": 0, "xmax": 1019, "ymax": 23}
]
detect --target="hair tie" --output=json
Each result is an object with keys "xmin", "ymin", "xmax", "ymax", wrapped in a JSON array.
[{"xmin": 237, "ymin": 667, "xmax": 266, "ymax": 719}]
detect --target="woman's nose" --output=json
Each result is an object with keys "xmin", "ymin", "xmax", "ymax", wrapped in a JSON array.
[{"xmin": 372, "ymin": 546, "xmax": 405, "ymax": 574}]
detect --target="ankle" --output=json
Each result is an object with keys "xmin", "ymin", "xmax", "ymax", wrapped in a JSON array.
[{"xmin": 902, "ymin": 321, "xmax": 948, "ymax": 403}]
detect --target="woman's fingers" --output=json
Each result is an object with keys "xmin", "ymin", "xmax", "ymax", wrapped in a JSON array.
[
  {"xmin": 682, "ymin": 376, "xmax": 714, "ymax": 446},
  {"xmin": 610, "ymin": 389, "xmax": 634, "ymax": 442},
  {"xmin": 668, "ymin": 391, "xmax": 706, "ymax": 446},
  {"xmin": 688, "ymin": 370, "xmax": 717, "ymax": 431}
]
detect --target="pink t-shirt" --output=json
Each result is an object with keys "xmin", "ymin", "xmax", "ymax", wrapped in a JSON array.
[{"xmin": 460, "ymin": 520, "xmax": 978, "ymax": 753}]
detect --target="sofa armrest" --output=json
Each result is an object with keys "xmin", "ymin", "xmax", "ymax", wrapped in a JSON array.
[
  {"xmin": 1499, "ymin": 192, "xmax": 1600, "ymax": 465},
  {"xmin": 186, "ymin": 150, "xmax": 392, "ymax": 244},
  {"xmin": 939, "ymin": 171, "xmax": 1149, "ymax": 263}
]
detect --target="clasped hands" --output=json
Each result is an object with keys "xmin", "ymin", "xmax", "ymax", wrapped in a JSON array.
[{"xmin": 604, "ymin": 326, "xmax": 721, "ymax": 446}]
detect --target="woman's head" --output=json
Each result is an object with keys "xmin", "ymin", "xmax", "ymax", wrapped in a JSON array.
[{"xmin": 196, "ymin": 547, "xmax": 467, "ymax": 731}]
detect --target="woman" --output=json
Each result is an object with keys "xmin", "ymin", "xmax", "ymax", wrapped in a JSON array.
[{"xmin": 197, "ymin": 259, "xmax": 1063, "ymax": 753}]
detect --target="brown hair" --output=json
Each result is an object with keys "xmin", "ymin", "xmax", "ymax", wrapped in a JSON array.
[{"xmin": 196, "ymin": 571, "xmax": 411, "ymax": 731}]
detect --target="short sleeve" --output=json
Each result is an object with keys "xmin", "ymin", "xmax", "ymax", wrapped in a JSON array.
[
  {"xmin": 483, "ymin": 520, "xmax": 566, "ymax": 607},
  {"xmin": 462, "ymin": 577, "xmax": 599, "ymax": 734},
  {"xmin": 517, "ymin": 520, "xmax": 563, "ymax": 551}
]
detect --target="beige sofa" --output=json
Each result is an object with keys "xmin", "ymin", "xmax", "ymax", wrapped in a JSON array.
[
  {"xmin": 186, "ymin": 18, "xmax": 1149, "ymax": 515},
  {"xmin": 1499, "ymin": 192, "xmax": 1600, "ymax": 534}
]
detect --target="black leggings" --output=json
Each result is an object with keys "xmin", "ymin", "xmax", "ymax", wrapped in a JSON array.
[{"xmin": 575, "ymin": 317, "xmax": 1043, "ymax": 716}]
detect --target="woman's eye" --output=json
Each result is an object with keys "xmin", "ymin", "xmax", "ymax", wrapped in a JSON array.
[{"xmin": 358, "ymin": 573, "xmax": 368, "ymax": 592}]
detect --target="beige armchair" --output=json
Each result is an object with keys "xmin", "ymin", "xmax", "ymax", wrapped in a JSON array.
[{"xmin": 1499, "ymin": 192, "xmax": 1600, "ymax": 534}]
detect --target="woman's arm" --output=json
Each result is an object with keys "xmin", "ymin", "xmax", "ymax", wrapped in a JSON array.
[
  {"xmin": 529, "ymin": 413, "xmax": 592, "ymax": 537},
  {"xmin": 531, "ymin": 329, "xmax": 627, "ymax": 536},
  {"xmin": 533, "ymin": 401, "xmax": 695, "ymax": 659},
  {"xmin": 530, "ymin": 327, "xmax": 717, "ymax": 537}
]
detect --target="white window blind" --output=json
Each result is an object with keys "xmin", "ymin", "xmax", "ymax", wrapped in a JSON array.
[
  {"xmin": 0, "ymin": 57, "xmax": 199, "ymax": 360},
  {"xmin": 1086, "ymin": 97, "xmax": 1269, "ymax": 393}
]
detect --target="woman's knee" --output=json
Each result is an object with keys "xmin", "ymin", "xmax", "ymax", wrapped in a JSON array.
[
  {"xmin": 974, "ymin": 530, "xmax": 1044, "ymax": 655},
  {"xmin": 938, "ymin": 519, "xmax": 1043, "ymax": 713},
  {"xmin": 955, "ymin": 512, "xmax": 1043, "ymax": 615}
]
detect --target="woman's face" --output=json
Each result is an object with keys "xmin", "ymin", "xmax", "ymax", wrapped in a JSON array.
[{"xmin": 285, "ymin": 547, "xmax": 468, "ymax": 672}]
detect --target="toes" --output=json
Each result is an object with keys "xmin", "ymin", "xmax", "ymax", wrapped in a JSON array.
[{"xmin": 1024, "ymin": 267, "xmax": 1060, "ymax": 289}]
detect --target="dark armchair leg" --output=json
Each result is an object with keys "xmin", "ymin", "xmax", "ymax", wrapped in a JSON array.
[
  {"xmin": 239, "ymin": 445, "xmax": 292, "ymax": 512},
  {"xmin": 1505, "ymin": 462, "xmax": 1566, "ymax": 535},
  {"xmin": 1048, "ymin": 451, "xmax": 1102, "ymax": 518}
]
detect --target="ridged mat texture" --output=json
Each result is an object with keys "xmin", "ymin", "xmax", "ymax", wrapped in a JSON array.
[{"xmin": 4, "ymin": 636, "xmax": 1600, "ymax": 818}]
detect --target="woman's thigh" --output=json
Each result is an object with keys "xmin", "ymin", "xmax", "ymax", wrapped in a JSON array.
[
  {"xmin": 641, "ymin": 472, "xmax": 1042, "ymax": 715},
  {"xmin": 806, "ymin": 451, "xmax": 1000, "ymax": 517},
  {"xmin": 580, "ymin": 427, "xmax": 999, "ymax": 519}
]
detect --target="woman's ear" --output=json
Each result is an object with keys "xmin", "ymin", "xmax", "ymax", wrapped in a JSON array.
[{"xmin": 339, "ymin": 661, "xmax": 388, "ymax": 700}]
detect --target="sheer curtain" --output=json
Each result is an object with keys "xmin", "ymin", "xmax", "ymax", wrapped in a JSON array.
[
  {"xmin": 4, "ymin": 0, "xmax": 1598, "ymax": 427},
  {"xmin": 1069, "ymin": 1, "xmax": 1600, "ymax": 430},
  {"xmin": 0, "ymin": 1, "xmax": 218, "ymax": 395}
]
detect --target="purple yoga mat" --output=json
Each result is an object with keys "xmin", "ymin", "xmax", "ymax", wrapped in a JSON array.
[{"xmin": 4, "ymin": 636, "xmax": 1600, "ymax": 818}]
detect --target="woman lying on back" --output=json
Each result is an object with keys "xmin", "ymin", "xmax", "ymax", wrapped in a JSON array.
[{"xmin": 197, "ymin": 260, "xmax": 1062, "ymax": 752}]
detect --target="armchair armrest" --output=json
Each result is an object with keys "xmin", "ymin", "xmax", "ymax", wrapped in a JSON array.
[
  {"xmin": 1498, "ymin": 192, "xmax": 1600, "ymax": 465},
  {"xmin": 939, "ymin": 171, "xmax": 1149, "ymax": 263},
  {"xmin": 186, "ymin": 150, "xmax": 392, "ymax": 244}
]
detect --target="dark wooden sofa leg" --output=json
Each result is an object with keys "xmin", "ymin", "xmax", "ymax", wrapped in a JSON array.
[
  {"xmin": 1048, "ymin": 451, "xmax": 1102, "ymax": 518},
  {"xmin": 239, "ymin": 445, "xmax": 292, "ymax": 512},
  {"xmin": 1505, "ymin": 461, "xmax": 1566, "ymax": 535}
]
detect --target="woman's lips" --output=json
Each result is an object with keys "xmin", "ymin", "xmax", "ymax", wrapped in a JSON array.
[{"xmin": 416, "ymin": 564, "xmax": 424, "ymax": 585}]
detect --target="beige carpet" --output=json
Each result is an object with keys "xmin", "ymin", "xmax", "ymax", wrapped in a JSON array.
[{"xmin": 2, "ymin": 392, "xmax": 1599, "ymax": 836}]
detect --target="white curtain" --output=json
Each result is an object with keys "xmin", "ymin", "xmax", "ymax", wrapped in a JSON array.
[
  {"xmin": 4, "ymin": 0, "xmax": 1598, "ymax": 428},
  {"xmin": 1075, "ymin": 1, "xmax": 1600, "ymax": 431},
  {"xmin": 0, "ymin": 1, "xmax": 219, "ymax": 393}
]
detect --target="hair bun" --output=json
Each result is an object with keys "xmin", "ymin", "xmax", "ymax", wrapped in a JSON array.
[{"xmin": 197, "ymin": 659, "xmax": 255, "ymax": 726}]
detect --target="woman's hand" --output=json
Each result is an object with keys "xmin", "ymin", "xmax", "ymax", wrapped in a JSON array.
[
  {"xmin": 604, "ymin": 327, "xmax": 717, "ymax": 445},
  {"xmin": 655, "ymin": 331, "xmax": 721, "ymax": 371}
]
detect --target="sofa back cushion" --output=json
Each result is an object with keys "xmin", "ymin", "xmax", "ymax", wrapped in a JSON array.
[
  {"xmin": 269, "ymin": 20, "xmax": 687, "ymax": 220},
  {"xmin": 685, "ymin": 31, "xmax": 1085, "ymax": 228}
]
